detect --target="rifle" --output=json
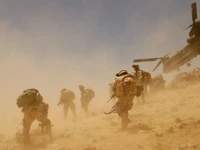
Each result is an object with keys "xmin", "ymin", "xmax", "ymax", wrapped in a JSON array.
[
  {"xmin": 107, "ymin": 93, "xmax": 116, "ymax": 103},
  {"xmin": 57, "ymin": 99, "xmax": 63, "ymax": 106},
  {"xmin": 104, "ymin": 102, "xmax": 118, "ymax": 115}
]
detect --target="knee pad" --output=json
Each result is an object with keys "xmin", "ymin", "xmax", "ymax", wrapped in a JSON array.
[
  {"xmin": 42, "ymin": 119, "xmax": 51, "ymax": 126},
  {"xmin": 22, "ymin": 119, "xmax": 31, "ymax": 129}
]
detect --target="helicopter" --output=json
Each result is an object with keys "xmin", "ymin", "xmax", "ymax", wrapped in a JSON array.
[{"xmin": 133, "ymin": 2, "xmax": 200, "ymax": 74}]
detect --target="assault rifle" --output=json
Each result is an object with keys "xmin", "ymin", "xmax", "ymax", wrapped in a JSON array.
[{"xmin": 107, "ymin": 93, "xmax": 116, "ymax": 103}]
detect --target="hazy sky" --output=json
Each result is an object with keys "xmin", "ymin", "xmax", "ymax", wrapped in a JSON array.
[
  {"xmin": 0, "ymin": 0, "xmax": 200, "ymax": 102},
  {"xmin": 1, "ymin": 0, "xmax": 200, "ymax": 136}
]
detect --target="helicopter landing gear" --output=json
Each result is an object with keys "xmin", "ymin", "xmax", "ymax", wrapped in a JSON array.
[{"xmin": 187, "ymin": 62, "xmax": 191, "ymax": 67}]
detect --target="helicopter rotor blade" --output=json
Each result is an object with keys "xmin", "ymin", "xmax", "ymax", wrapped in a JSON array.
[
  {"xmin": 184, "ymin": 24, "xmax": 193, "ymax": 30},
  {"xmin": 163, "ymin": 52, "xmax": 171, "ymax": 58},
  {"xmin": 133, "ymin": 58, "xmax": 160, "ymax": 62},
  {"xmin": 185, "ymin": 2, "xmax": 197, "ymax": 30},
  {"xmin": 152, "ymin": 60, "xmax": 162, "ymax": 72},
  {"xmin": 191, "ymin": 2, "xmax": 197, "ymax": 23}
]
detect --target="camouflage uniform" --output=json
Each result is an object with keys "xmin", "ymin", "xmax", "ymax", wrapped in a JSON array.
[
  {"xmin": 132, "ymin": 65, "xmax": 146, "ymax": 103},
  {"xmin": 150, "ymin": 74, "xmax": 165, "ymax": 93},
  {"xmin": 109, "ymin": 82, "xmax": 117, "ymax": 103},
  {"xmin": 79, "ymin": 85, "xmax": 95, "ymax": 116},
  {"xmin": 58, "ymin": 88, "xmax": 76, "ymax": 120},
  {"xmin": 17, "ymin": 89, "xmax": 52, "ymax": 145},
  {"xmin": 110, "ymin": 70, "xmax": 136, "ymax": 129}
]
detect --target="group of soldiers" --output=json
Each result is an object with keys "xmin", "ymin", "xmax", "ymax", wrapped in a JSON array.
[
  {"xmin": 107, "ymin": 64, "xmax": 152, "ymax": 129},
  {"xmin": 14, "ymin": 11, "xmax": 200, "ymax": 147},
  {"xmin": 167, "ymin": 67, "xmax": 200, "ymax": 89},
  {"xmin": 16, "ymin": 85, "xmax": 95, "ymax": 145},
  {"xmin": 57, "ymin": 85, "xmax": 95, "ymax": 121},
  {"xmin": 16, "ymin": 64, "xmax": 166, "ymax": 146}
]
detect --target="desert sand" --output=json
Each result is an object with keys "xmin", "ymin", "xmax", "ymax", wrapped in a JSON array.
[{"xmin": 0, "ymin": 81, "xmax": 200, "ymax": 150}]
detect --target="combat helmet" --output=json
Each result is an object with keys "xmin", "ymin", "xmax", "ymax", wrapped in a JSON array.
[
  {"xmin": 116, "ymin": 70, "xmax": 128, "ymax": 77},
  {"xmin": 79, "ymin": 85, "xmax": 85, "ymax": 90},
  {"xmin": 132, "ymin": 65, "xmax": 139, "ymax": 68},
  {"xmin": 132, "ymin": 64, "xmax": 139, "ymax": 69},
  {"xmin": 60, "ymin": 88, "xmax": 67, "ymax": 93}
]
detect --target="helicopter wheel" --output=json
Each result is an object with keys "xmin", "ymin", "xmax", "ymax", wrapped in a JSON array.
[{"xmin": 187, "ymin": 63, "xmax": 191, "ymax": 67}]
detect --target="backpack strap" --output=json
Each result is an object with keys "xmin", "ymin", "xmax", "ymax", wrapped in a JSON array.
[
  {"xmin": 141, "ymin": 70, "xmax": 145, "ymax": 79},
  {"xmin": 121, "ymin": 74, "xmax": 135, "ymax": 82}
]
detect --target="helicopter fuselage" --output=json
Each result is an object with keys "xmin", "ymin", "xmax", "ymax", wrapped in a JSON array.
[
  {"xmin": 133, "ymin": 2, "xmax": 200, "ymax": 74},
  {"xmin": 163, "ymin": 39, "xmax": 200, "ymax": 73}
]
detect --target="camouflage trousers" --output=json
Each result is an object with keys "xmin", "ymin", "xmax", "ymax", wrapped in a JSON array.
[
  {"xmin": 117, "ymin": 97, "xmax": 134, "ymax": 129},
  {"xmin": 81, "ymin": 98, "xmax": 92, "ymax": 115},
  {"xmin": 63, "ymin": 102, "xmax": 76, "ymax": 119},
  {"xmin": 22, "ymin": 102, "xmax": 52, "ymax": 145},
  {"xmin": 137, "ymin": 84, "xmax": 148, "ymax": 103},
  {"xmin": 81, "ymin": 102, "xmax": 89, "ymax": 115}
]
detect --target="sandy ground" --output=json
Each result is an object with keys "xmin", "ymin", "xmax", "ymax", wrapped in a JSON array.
[{"xmin": 1, "ymin": 82, "xmax": 200, "ymax": 150}]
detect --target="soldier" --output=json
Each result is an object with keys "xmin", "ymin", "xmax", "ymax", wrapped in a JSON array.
[
  {"xmin": 79, "ymin": 85, "xmax": 95, "ymax": 116},
  {"xmin": 58, "ymin": 88, "xmax": 76, "ymax": 121},
  {"xmin": 107, "ymin": 70, "xmax": 139, "ymax": 129},
  {"xmin": 150, "ymin": 74, "xmax": 165, "ymax": 94},
  {"xmin": 16, "ymin": 88, "xmax": 52, "ymax": 145},
  {"xmin": 132, "ymin": 65, "xmax": 151, "ymax": 103}
]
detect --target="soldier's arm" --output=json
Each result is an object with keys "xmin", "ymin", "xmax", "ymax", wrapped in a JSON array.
[
  {"xmin": 83, "ymin": 90, "xmax": 89, "ymax": 97},
  {"xmin": 58, "ymin": 95, "xmax": 63, "ymax": 106},
  {"xmin": 72, "ymin": 92, "xmax": 75, "ymax": 100},
  {"xmin": 111, "ymin": 79, "xmax": 117, "ymax": 92},
  {"xmin": 138, "ymin": 71, "xmax": 143, "ymax": 80}
]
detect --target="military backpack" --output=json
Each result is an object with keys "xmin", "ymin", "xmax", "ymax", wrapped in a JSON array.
[
  {"xmin": 16, "ymin": 88, "xmax": 43, "ymax": 108},
  {"xmin": 88, "ymin": 88, "xmax": 95, "ymax": 99},
  {"xmin": 141, "ymin": 71, "xmax": 152, "ymax": 84},
  {"xmin": 61, "ymin": 90, "xmax": 75, "ymax": 103},
  {"xmin": 115, "ymin": 74, "xmax": 137, "ymax": 98}
]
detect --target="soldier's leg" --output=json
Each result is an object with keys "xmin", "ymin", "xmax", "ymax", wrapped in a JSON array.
[
  {"xmin": 33, "ymin": 111, "xmax": 52, "ymax": 139},
  {"xmin": 136, "ymin": 96, "xmax": 143, "ymax": 104},
  {"xmin": 118, "ymin": 110, "xmax": 130, "ymax": 129},
  {"xmin": 81, "ymin": 101, "xmax": 88, "ymax": 115},
  {"xmin": 63, "ymin": 105, "xmax": 69, "ymax": 120},
  {"xmin": 144, "ymin": 85, "xmax": 149, "ymax": 95},
  {"xmin": 144, "ymin": 85, "xmax": 149, "ymax": 100},
  {"xmin": 40, "ymin": 102, "xmax": 49, "ymax": 133},
  {"xmin": 70, "ymin": 102, "xmax": 76, "ymax": 118},
  {"xmin": 22, "ymin": 113, "xmax": 35, "ymax": 145},
  {"xmin": 138, "ymin": 85, "xmax": 147, "ymax": 103},
  {"xmin": 136, "ymin": 96, "xmax": 140, "ymax": 104},
  {"xmin": 84, "ymin": 103, "xmax": 89, "ymax": 116},
  {"xmin": 141, "ymin": 92, "xmax": 145, "ymax": 103}
]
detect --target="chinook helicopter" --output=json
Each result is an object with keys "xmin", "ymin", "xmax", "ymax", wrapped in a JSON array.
[{"xmin": 133, "ymin": 2, "xmax": 200, "ymax": 74}]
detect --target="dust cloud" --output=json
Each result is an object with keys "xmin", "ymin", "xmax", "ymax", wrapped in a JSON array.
[
  {"xmin": 0, "ymin": 1, "xmax": 200, "ymax": 150},
  {"xmin": 0, "ymin": 21, "xmax": 118, "ymax": 137}
]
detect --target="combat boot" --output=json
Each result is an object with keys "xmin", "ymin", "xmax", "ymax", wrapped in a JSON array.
[
  {"xmin": 23, "ymin": 127, "xmax": 31, "ymax": 145},
  {"xmin": 45, "ymin": 124, "xmax": 53, "ymax": 139},
  {"xmin": 121, "ymin": 118, "xmax": 131, "ymax": 130},
  {"xmin": 23, "ymin": 134, "xmax": 31, "ymax": 146}
]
